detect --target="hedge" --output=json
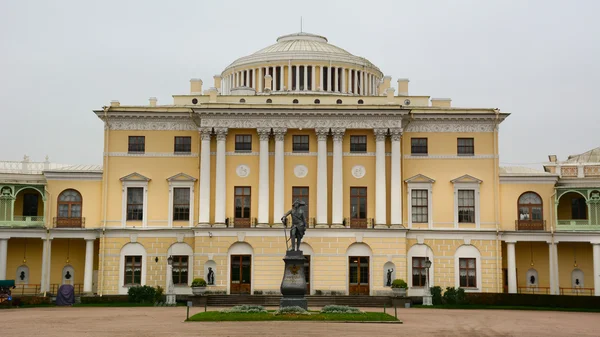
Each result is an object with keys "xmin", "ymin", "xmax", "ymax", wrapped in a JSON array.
[
  {"xmin": 465, "ymin": 292, "xmax": 600, "ymax": 309},
  {"xmin": 80, "ymin": 295, "xmax": 129, "ymax": 304}
]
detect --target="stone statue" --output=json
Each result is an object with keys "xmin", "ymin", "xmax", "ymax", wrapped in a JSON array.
[
  {"xmin": 207, "ymin": 267, "xmax": 214, "ymax": 285},
  {"xmin": 281, "ymin": 199, "xmax": 307, "ymax": 251},
  {"xmin": 65, "ymin": 271, "xmax": 72, "ymax": 280},
  {"xmin": 19, "ymin": 271, "xmax": 25, "ymax": 281},
  {"xmin": 386, "ymin": 269, "xmax": 393, "ymax": 287}
]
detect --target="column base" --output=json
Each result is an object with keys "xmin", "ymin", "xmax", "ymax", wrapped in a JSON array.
[
  {"xmin": 197, "ymin": 223, "xmax": 211, "ymax": 228},
  {"xmin": 315, "ymin": 224, "xmax": 329, "ymax": 229},
  {"xmin": 213, "ymin": 223, "xmax": 227, "ymax": 228},
  {"xmin": 331, "ymin": 224, "xmax": 345, "ymax": 229},
  {"xmin": 374, "ymin": 224, "xmax": 389, "ymax": 229},
  {"xmin": 256, "ymin": 223, "xmax": 271, "ymax": 228},
  {"xmin": 272, "ymin": 223, "xmax": 284, "ymax": 228},
  {"xmin": 422, "ymin": 295, "xmax": 433, "ymax": 306},
  {"xmin": 166, "ymin": 294, "xmax": 177, "ymax": 305},
  {"xmin": 390, "ymin": 224, "xmax": 403, "ymax": 229}
]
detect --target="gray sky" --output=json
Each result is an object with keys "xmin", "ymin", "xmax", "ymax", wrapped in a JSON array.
[{"xmin": 1, "ymin": 0, "xmax": 598, "ymax": 167}]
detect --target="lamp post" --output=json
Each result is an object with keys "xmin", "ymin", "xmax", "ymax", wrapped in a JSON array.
[
  {"xmin": 423, "ymin": 257, "xmax": 433, "ymax": 306},
  {"xmin": 166, "ymin": 255, "xmax": 176, "ymax": 305}
]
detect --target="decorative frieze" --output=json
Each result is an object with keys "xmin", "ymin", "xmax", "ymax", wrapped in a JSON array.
[
  {"xmin": 404, "ymin": 121, "xmax": 495, "ymax": 133},
  {"xmin": 106, "ymin": 119, "xmax": 197, "ymax": 131},
  {"xmin": 403, "ymin": 154, "xmax": 497, "ymax": 160},
  {"xmin": 200, "ymin": 118, "xmax": 402, "ymax": 129}
]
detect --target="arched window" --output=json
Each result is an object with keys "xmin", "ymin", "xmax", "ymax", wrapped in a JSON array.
[
  {"xmin": 314, "ymin": 99, "xmax": 320, "ymax": 104},
  {"xmin": 293, "ymin": 99, "xmax": 299, "ymax": 104},
  {"xmin": 358, "ymin": 99, "xmax": 364, "ymax": 104},
  {"xmin": 57, "ymin": 189, "xmax": 82, "ymax": 227},
  {"xmin": 239, "ymin": 98, "xmax": 246, "ymax": 103},
  {"xmin": 336, "ymin": 99, "xmax": 343, "ymax": 104},
  {"xmin": 266, "ymin": 99, "xmax": 272, "ymax": 104},
  {"xmin": 517, "ymin": 192, "xmax": 543, "ymax": 230}
]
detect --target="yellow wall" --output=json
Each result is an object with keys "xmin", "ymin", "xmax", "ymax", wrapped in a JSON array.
[
  {"xmin": 46, "ymin": 180, "xmax": 102, "ymax": 228},
  {"xmin": 49, "ymin": 239, "xmax": 86, "ymax": 285},
  {"xmin": 6, "ymin": 238, "xmax": 43, "ymax": 285},
  {"xmin": 13, "ymin": 188, "xmax": 44, "ymax": 217},
  {"xmin": 499, "ymin": 183, "xmax": 556, "ymax": 231},
  {"xmin": 557, "ymin": 192, "xmax": 585, "ymax": 220}
]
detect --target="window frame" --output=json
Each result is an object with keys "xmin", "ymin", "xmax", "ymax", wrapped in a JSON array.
[
  {"xmin": 411, "ymin": 257, "xmax": 428, "ymax": 287},
  {"xmin": 292, "ymin": 135, "xmax": 310, "ymax": 152},
  {"xmin": 234, "ymin": 186, "xmax": 252, "ymax": 222},
  {"xmin": 57, "ymin": 189, "xmax": 83, "ymax": 218},
  {"xmin": 174, "ymin": 136, "xmax": 192, "ymax": 154},
  {"xmin": 292, "ymin": 186, "xmax": 309, "ymax": 218},
  {"xmin": 235, "ymin": 134, "xmax": 253, "ymax": 152},
  {"xmin": 406, "ymin": 177, "xmax": 434, "ymax": 229},
  {"xmin": 517, "ymin": 192, "xmax": 544, "ymax": 228},
  {"xmin": 124, "ymin": 255, "xmax": 142, "ymax": 286},
  {"xmin": 459, "ymin": 257, "xmax": 477, "ymax": 288},
  {"xmin": 457, "ymin": 138, "xmax": 474, "ymax": 156},
  {"xmin": 571, "ymin": 197, "xmax": 588, "ymax": 220},
  {"xmin": 171, "ymin": 255, "xmax": 189, "ymax": 286},
  {"xmin": 172, "ymin": 187, "xmax": 191, "ymax": 221},
  {"xmin": 350, "ymin": 135, "xmax": 367, "ymax": 153},
  {"xmin": 411, "ymin": 138, "xmax": 428, "ymax": 155},
  {"xmin": 121, "ymin": 175, "xmax": 149, "ymax": 228},
  {"xmin": 128, "ymin": 136, "xmax": 145, "ymax": 153},
  {"xmin": 126, "ymin": 187, "xmax": 144, "ymax": 221},
  {"xmin": 457, "ymin": 190, "xmax": 475, "ymax": 223},
  {"xmin": 350, "ymin": 187, "xmax": 368, "ymax": 220},
  {"xmin": 452, "ymin": 177, "xmax": 481, "ymax": 228}
]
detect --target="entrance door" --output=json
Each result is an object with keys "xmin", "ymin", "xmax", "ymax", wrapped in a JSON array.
[
  {"xmin": 304, "ymin": 255, "xmax": 311, "ymax": 294},
  {"xmin": 349, "ymin": 256, "xmax": 369, "ymax": 295},
  {"xmin": 230, "ymin": 255, "xmax": 251, "ymax": 294},
  {"xmin": 23, "ymin": 193, "xmax": 39, "ymax": 216}
]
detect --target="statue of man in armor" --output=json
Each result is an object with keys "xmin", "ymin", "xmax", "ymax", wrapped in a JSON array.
[{"xmin": 281, "ymin": 199, "xmax": 307, "ymax": 251}]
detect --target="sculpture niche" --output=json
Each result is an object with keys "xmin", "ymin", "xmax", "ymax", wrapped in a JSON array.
[{"xmin": 279, "ymin": 199, "xmax": 308, "ymax": 310}]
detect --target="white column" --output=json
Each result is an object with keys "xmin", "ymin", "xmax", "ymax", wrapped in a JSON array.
[
  {"xmin": 374, "ymin": 129, "xmax": 387, "ymax": 227},
  {"xmin": 361, "ymin": 71, "xmax": 365, "ymax": 95},
  {"xmin": 257, "ymin": 128, "xmax": 271, "ymax": 227},
  {"xmin": 251, "ymin": 68, "xmax": 256, "ymax": 89},
  {"xmin": 331, "ymin": 128, "xmax": 345, "ymax": 227},
  {"xmin": 279, "ymin": 65, "xmax": 284, "ymax": 91},
  {"xmin": 334, "ymin": 67, "xmax": 339, "ymax": 92},
  {"xmin": 287, "ymin": 64, "xmax": 292, "ymax": 91},
  {"xmin": 353, "ymin": 70, "xmax": 358, "ymax": 94},
  {"xmin": 198, "ymin": 128, "xmax": 211, "ymax": 226},
  {"xmin": 390, "ymin": 129, "xmax": 402, "ymax": 226},
  {"xmin": 294, "ymin": 65, "xmax": 299, "ymax": 91},
  {"xmin": 0, "ymin": 238, "xmax": 7, "ymax": 280},
  {"xmin": 593, "ymin": 243, "xmax": 600, "ymax": 296},
  {"xmin": 41, "ymin": 238, "xmax": 52, "ymax": 293},
  {"xmin": 273, "ymin": 128, "xmax": 287, "ymax": 227},
  {"xmin": 303, "ymin": 65, "xmax": 308, "ymax": 91},
  {"xmin": 316, "ymin": 128, "xmax": 329, "ymax": 228},
  {"xmin": 214, "ymin": 128, "xmax": 227, "ymax": 226},
  {"xmin": 327, "ymin": 66, "xmax": 332, "ymax": 92},
  {"xmin": 83, "ymin": 239, "xmax": 95, "ymax": 293},
  {"xmin": 341, "ymin": 67, "xmax": 346, "ymax": 93},
  {"xmin": 507, "ymin": 241, "xmax": 517, "ymax": 294},
  {"xmin": 258, "ymin": 68, "xmax": 263, "ymax": 92},
  {"xmin": 319, "ymin": 66, "xmax": 324, "ymax": 91},
  {"xmin": 548, "ymin": 241, "xmax": 559, "ymax": 295},
  {"xmin": 311, "ymin": 65, "xmax": 316, "ymax": 91}
]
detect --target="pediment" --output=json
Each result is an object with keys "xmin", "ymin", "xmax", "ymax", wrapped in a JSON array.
[
  {"xmin": 167, "ymin": 173, "xmax": 197, "ymax": 182},
  {"xmin": 405, "ymin": 174, "xmax": 435, "ymax": 183},
  {"xmin": 451, "ymin": 174, "xmax": 482, "ymax": 184},
  {"xmin": 120, "ymin": 172, "xmax": 151, "ymax": 182}
]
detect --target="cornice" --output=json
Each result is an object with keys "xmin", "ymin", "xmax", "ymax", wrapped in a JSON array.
[
  {"xmin": 199, "ymin": 115, "xmax": 402, "ymax": 129},
  {"xmin": 404, "ymin": 121, "xmax": 496, "ymax": 133},
  {"xmin": 44, "ymin": 172, "xmax": 103, "ymax": 181},
  {"xmin": 105, "ymin": 152, "xmax": 198, "ymax": 158},
  {"xmin": 404, "ymin": 154, "xmax": 497, "ymax": 160}
]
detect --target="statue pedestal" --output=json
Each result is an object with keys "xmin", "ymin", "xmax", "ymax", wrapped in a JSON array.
[
  {"xmin": 166, "ymin": 294, "xmax": 176, "ymax": 305},
  {"xmin": 280, "ymin": 250, "xmax": 307, "ymax": 310}
]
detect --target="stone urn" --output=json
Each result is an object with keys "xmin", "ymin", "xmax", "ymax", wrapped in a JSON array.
[
  {"xmin": 192, "ymin": 287, "xmax": 206, "ymax": 296},
  {"xmin": 392, "ymin": 287, "xmax": 407, "ymax": 297}
]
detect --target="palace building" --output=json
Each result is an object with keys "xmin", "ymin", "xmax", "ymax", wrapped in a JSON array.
[{"xmin": 0, "ymin": 32, "xmax": 599, "ymax": 297}]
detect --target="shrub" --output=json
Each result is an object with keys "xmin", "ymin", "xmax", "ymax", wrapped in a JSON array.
[
  {"xmin": 127, "ymin": 286, "xmax": 157, "ymax": 304},
  {"xmin": 221, "ymin": 305, "xmax": 267, "ymax": 313},
  {"xmin": 442, "ymin": 287, "xmax": 466, "ymax": 305},
  {"xmin": 321, "ymin": 305, "xmax": 364, "ymax": 314},
  {"xmin": 253, "ymin": 290, "xmax": 263, "ymax": 295},
  {"xmin": 275, "ymin": 306, "xmax": 310, "ymax": 315},
  {"xmin": 430, "ymin": 286, "xmax": 442, "ymax": 305},
  {"xmin": 315, "ymin": 290, "xmax": 323, "ymax": 295},
  {"xmin": 191, "ymin": 278, "xmax": 207, "ymax": 287},
  {"xmin": 154, "ymin": 286, "xmax": 164, "ymax": 303},
  {"xmin": 391, "ymin": 279, "xmax": 408, "ymax": 289},
  {"xmin": 204, "ymin": 290, "xmax": 226, "ymax": 295}
]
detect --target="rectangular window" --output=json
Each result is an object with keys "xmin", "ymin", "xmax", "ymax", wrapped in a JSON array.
[
  {"xmin": 174, "ymin": 136, "xmax": 192, "ymax": 153},
  {"xmin": 411, "ymin": 189, "xmax": 428, "ymax": 223},
  {"xmin": 292, "ymin": 187, "xmax": 309, "ymax": 217},
  {"xmin": 458, "ymin": 190, "xmax": 475, "ymax": 223},
  {"xmin": 350, "ymin": 187, "xmax": 367, "ymax": 219},
  {"xmin": 173, "ymin": 188, "xmax": 190, "ymax": 221},
  {"xmin": 292, "ymin": 135, "xmax": 310, "ymax": 152},
  {"xmin": 350, "ymin": 135, "xmax": 367, "ymax": 153},
  {"xmin": 234, "ymin": 187, "xmax": 251, "ymax": 219},
  {"xmin": 411, "ymin": 138, "xmax": 428, "ymax": 155},
  {"xmin": 457, "ymin": 138, "xmax": 474, "ymax": 155},
  {"xmin": 124, "ymin": 255, "xmax": 142, "ymax": 286},
  {"xmin": 459, "ymin": 258, "xmax": 477, "ymax": 288},
  {"xmin": 126, "ymin": 187, "xmax": 144, "ymax": 221},
  {"xmin": 412, "ymin": 257, "xmax": 427, "ymax": 287},
  {"xmin": 235, "ymin": 135, "xmax": 252, "ymax": 152},
  {"xmin": 22, "ymin": 193, "xmax": 39, "ymax": 216},
  {"xmin": 128, "ymin": 136, "xmax": 145, "ymax": 153},
  {"xmin": 172, "ymin": 255, "xmax": 189, "ymax": 285}
]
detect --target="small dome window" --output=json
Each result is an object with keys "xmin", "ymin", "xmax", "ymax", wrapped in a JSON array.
[
  {"xmin": 358, "ymin": 99, "xmax": 364, "ymax": 104},
  {"xmin": 266, "ymin": 99, "xmax": 272, "ymax": 103},
  {"xmin": 314, "ymin": 99, "xmax": 320, "ymax": 104},
  {"xmin": 239, "ymin": 98, "xmax": 246, "ymax": 103},
  {"xmin": 192, "ymin": 98, "xmax": 198, "ymax": 104},
  {"xmin": 293, "ymin": 99, "xmax": 299, "ymax": 104},
  {"xmin": 336, "ymin": 99, "xmax": 342, "ymax": 104}
]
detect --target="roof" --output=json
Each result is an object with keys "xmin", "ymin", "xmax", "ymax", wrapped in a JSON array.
[
  {"xmin": 223, "ymin": 32, "xmax": 382, "ymax": 75},
  {"xmin": 564, "ymin": 147, "xmax": 600, "ymax": 164},
  {"xmin": 499, "ymin": 166, "xmax": 555, "ymax": 176},
  {"xmin": 44, "ymin": 164, "xmax": 103, "ymax": 173}
]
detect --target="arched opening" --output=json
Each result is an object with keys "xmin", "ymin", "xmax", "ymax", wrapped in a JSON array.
[
  {"xmin": 407, "ymin": 244, "xmax": 434, "ymax": 296},
  {"xmin": 357, "ymin": 99, "xmax": 364, "ymax": 104},
  {"xmin": 62, "ymin": 265, "xmax": 75, "ymax": 285},
  {"xmin": 336, "ymin": 99, "xmax": 342, "ymax": 104},
  {"xmin": 228, "ymin": 242, "xmax": 253, "ymax": 295},
  {"xmin": 571, "ymin": 269, "xmax": 584, "ymax": 288},
  {"xmin": 266, "ymin": 99, "xmax": 272, "ymax": 104},
  {"xmin": 557, "ymin": 192, "xmax": 588, "ymax": 226},
  {"xmin": 526, "ymin": 268, "xmax": 538, "ymax": 287},
  {"xmin": 118, "ymin": 243, "xmax": 147, "ymax": 294},
  {"xmin": 517, "ymin": 192, "xmax": 543, "ymax": 230},
  {"xmin": 16, "ymin": 265, "xmax": 29, "ymax": 285},
  {"xmin": 346, "ymin": 243, "xmax": 372, "ymax": 295},
  {"xmin": 454, "ymin": 245, "xmax": 482, "ymax": 290},
  {"xmin": 239, "ymin": 98, "xmax": 246, "ymax": 103},
  {"xmin": 204, "ymin": 260, "xmax": 217, "ymax": 286},
  {"xmin": 293, "ymin": 99, "xmax": 299, "ymax": 104},
  {"xmin": 14, "ymin": 187, "xmax": 44, "ymax": 225},
  {"xmin": 383, "ymin": 261, "xmax": 396, "ymax": 287},
  {"xmin": 167, "ymin": 242, "xmax": 194, "ymax": 293},
  {"xmin": 314, "ymin": 99, "xmax": 320, "ymax": 104},
  {"xmin": 57, "ymin": 189, "xmax": 83, "ymax": 228}
]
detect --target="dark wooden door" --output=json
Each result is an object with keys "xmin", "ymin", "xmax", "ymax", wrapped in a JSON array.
[
  {"xmin": 230, "ymin": 255, "xmax": 251, "ymax": 294},
  {"xmin": 304, "ymin": 255, "xmax": 311, "ymax": 294},
  {"xmin": 349, "ymin": 256, "xmax": 369, "ymax": 295},
  {"xmin": 23, "ymin": 193, "xmax": 38, "ymax": 216}
]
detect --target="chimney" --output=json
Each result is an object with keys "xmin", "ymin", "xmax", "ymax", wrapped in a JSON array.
[
  {"xmin": 430, "ymin": 98, "xmax": 452, "ymax": 108},
  {"xmin": 213, "ymin": 75, "xmax": 222, "ymax": 92},
  {"xmin": 148, "ymin": 97, "xmax": 157, "ymax": 107},
  {"xmin": 264, "ymin": 74, "xmax": 272, "ymax": 91},
  {"xmin": 548, "ymin": 155, "xmax": 557, "ymax": 163},
  {"xmin": 386, "ymin": 87, "xmax": 395, "ymax": 104},
  {"xmin": 397, "ymin": 78, "xmax": 409, "ymax": 96},
  {"xmin": 190, "ymin": 78, "xmax": 203, "ymax": 95},
  {"xmin": 110, "ymin": 100, "xmax": 120, "ymax": 107},
  {"xmin": 379, "ymin": 76, "xmax": 392, "ymax": 95},
  {"xmin": 205, "ymin": 88, "xmax": 218, "ymax": 102}
]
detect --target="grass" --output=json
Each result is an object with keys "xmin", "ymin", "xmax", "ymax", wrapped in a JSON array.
[
  {"xmin": 188, "ymin": 311, "xmax": 399, "ymax": 322},
  {"xmin": 413, "ymin": 304, "xmax": 600, "ymax": 313}
]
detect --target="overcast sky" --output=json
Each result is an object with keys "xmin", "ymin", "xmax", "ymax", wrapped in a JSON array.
[{"xmin": 1, "ymin": 0, "xmax": 598, "ymax": 167}]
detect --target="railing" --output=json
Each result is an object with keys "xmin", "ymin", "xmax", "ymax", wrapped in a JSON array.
[
  {"xmin": 556, "ymin": 219, "xmax": 598, "ymax": 231},
  {"xmin": 53, "ymin": 217, "xmax": 85, "ymax": 228},
  {"xmin": 11, "ymin": 284, "xmax": 59, "ymax": 296},
  {"xmin": 0, "ymin": 216, "xmax": 45, "ymax": 228},
  {"xmin": 515, "ymin": 220, "xmax": 546, "ymax": 231},
  {"xmin": 559, "ymin": 287, "xmax": 595, "ymax": 296},
  {"xmin": 347, "ymin": 218, "xmax": 374, "ymax": 229},
  {"xmin": 517, "ymin": 286, "xmax": 550, "ymax": 294}
]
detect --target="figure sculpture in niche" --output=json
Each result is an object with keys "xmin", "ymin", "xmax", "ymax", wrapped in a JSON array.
[
  {"xmin": 207, "ymin": 267, "xmax": 215, "ymax": 285},
  {"xmin": 19, "ymin": 271, "xmax": 25, "ymax": 281},
  {"xmin": 386, "ymin": 269, "xmax": 394, "ymax": 287},
  {"xmin": 281, "ymin": 199, "xmax": 307, "ymax": 252},
  {"xmin": 65, "ymin": 271, "xmax": 72, "ymax": 280}
]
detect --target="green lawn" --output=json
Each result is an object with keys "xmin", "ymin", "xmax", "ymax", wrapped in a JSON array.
[
  {"xmin": 413, "ymin": 304, "xmax": 600, "ymax": 313},
  {"xmin": 188, "ymin": 311, "xmax": 399, "ymax": 322}
]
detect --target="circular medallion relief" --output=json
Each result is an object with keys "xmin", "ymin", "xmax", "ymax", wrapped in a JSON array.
[
  {"xmin": 294, "ymin": 165, "xmax": 308, "ymax": 178},
  {"xmin": 351, "ymin": 165, "xmax": 366, "ymax": 179},
  {"xmin": 236, "ymin": 165, "xmax": 250, "ymax": 178}
]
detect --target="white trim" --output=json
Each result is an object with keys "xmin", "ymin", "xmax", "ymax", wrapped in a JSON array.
[
  {"xmin": 119, "ymin": 243, "xmax": 147, "ymax": 294},
  {"xmin": 406, "ymin": 244, "xmax": 435, "ymax": 296},
  {"xmin": 454, "ymin": 245, "xmax": 482, "ymax": 291},
  {"xmin": 168, "ymin": 181, "xmax": 195, "ymax": 228},
  {"xmin": 227, "ymin": 242, "xmax": 254, "ymax": 295},
  {"xmin": 167, "ymin": 242, "xmax": 194, "ymax": 294},
  {"xmin": 346, "ymin": 243, "xmax": 373, "ymax": 296},
  {"xmin": 407, "ymin": 182, "xmax": 433, "ymax": 229},
  {"xmin": 500, "ymin": 176, "xmax": 559, "ymax": 184},
  {"xmin": 44, "ymin": 172, "xmax": 103, "ymax": 181},
  {"xmin": 62, "ymin": 265, "xmax": 75, "ymax": 285},
  {"xmin": 299, "ymin": 243, "xmax": 314, "ymax": 295},
  {"xmin": 121, "ymin": 181, "xmax": 149, "ymax": 228},
  {"xmin": 452, "ymin": 181, "xmax": 481, "ymax": 229},
  {"xmin": 404, "ymin": 154, "xmax": 497, "ymax": 160}
]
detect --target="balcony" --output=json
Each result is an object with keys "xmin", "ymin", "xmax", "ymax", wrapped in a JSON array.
[
  {"xmin": 53, "ymin": 217, "xmax": 85, "ymax": 228},
  {"xmin": 556, "ymin": 219, "xmax": 598, "ymax": 231},
  {"xmin": 515, "ymin": 220, "xmax": 546, "ymax": 231},
  {"xmin": 0, "ymin": 216, "xmax": 45, "ymax": 228},
  {"xmin": 345, "ymin": 218, "xmax": 374, "ymax": 229}
]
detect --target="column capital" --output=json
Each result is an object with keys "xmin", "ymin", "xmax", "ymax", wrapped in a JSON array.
[
  {"xmin": 390, "ymin": 128, "xmax": 403, "ymax": 141},
  {"xmin": 373, "ymin": 128, "xmax": 388, "ymax": 142},
  {"xmin": 331, "ymin": 128, "xmax": 345, "ymax": 142},
  {"xmin": 199, "ymin": 127, "xmax": 212, "ymax": 141},
  {"xmin": 273, "ymin": 127, "xmax": 287, "ymax": 141},
  {"xmin": 256, "ymin": 127, "xmax": 271, "ymax": 141},
  {"xmin": 214, "ymin": 127, "xmax": 228, "ymax": 141},
  {"xmin": 315, "ymin": 128, "xmax": 329, "ymax": 141}
]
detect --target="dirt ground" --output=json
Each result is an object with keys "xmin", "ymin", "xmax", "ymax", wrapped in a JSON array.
[{"xmin": 3, "ymin": 306, "xmax": 599, "ymax": 337}]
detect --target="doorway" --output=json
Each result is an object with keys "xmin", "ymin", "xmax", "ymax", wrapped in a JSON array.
[
  {"xmin": 230, "ymin": 255, "xmax": 251, "ymax": 294},
  {"xmin": 349, "ymin": 256, "xmax": 369, "ymax": 295}
]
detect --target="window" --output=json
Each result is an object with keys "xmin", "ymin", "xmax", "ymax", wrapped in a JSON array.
[
  {"xmin": 22, "ymin": 193, "xmax": 39, "ymax": 216},
  {"xmin": 350, "ymin": 187, "xmax": 367, "ymax": 227},
  {"xmin": 292, "ymin": 187, "xmax": 309, "ymax": 217},
  {"xmin": 57, "ymin": 189, "xmax": 82, "ymax": 218},
  {"xmin": 411, "ymin": 138, "xmax": 428, "ymax": 155},
  {"xmin": 458, "ymin": 190, "xmax": 475, "ymax": 223},
  {"xmin": 350, "ymin": 135, "xmax": 367, "ymax": 153},
  {"xmin": 234, "ymin": 187, "xmax": 251, "ymax": 219},
  {"xmin": 457, "ymin": 138, "xmax": 474, "ymax": 155},
  {"xmin": 518, "ymin": 192, "xmax": 543, "ymax": 221},
  {"xmin": 173, "ymin": 188, "xmax": 190, "ymax": 221},
  {"xmin": 172, "ymin": 255, "xmax": 189, "ymax": 285},
  {"xmin": 126, "ymin": 187, "xmax": 144, "ymax": 221},
  {"xmin": 459, "ymin": 258, "xmax": 477, "ymax": 288},
  {"xmin": 293, "ymin": 135, "xmax": 309, "ymax": 152},
  {"xmin": 572, "ymin": 197, "xmax": 587, "ymax": 219},
  {"xmin": 174, "ymin": 136, "xmax": 192, "ymax": 153},
  {"xmin": 412, "ymin": 257, "xmax": 428, "ymax": 287},
  {"xmin": 124, "ymin": 255, "xmax": 142, "ymax": 286},
  {"xmin": 128, "ymin": 136, "xmax": 145, "ymax": 153},
  {"xmin": 411, "ymin": 190, "xmax": 428, "ymax": 223},
  {"xmin": 235, "ymin": 135, "xmax": 252, "ymax": 152}
]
